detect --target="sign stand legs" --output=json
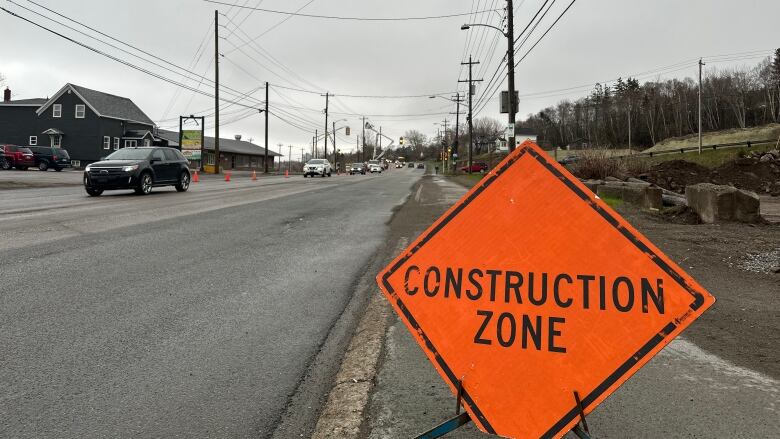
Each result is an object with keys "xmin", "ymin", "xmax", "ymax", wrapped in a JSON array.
[
  {"xmin": 572, "ymin": 391, "xmax": 593, "ymax": 439},
  {"xmin": 413, "ymin": 387, "xmax": 595, "ymax": 439}
]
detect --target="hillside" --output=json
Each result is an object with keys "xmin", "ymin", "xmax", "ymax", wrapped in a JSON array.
[{"xmin": 644, "ymin": 124, "xmax": 780, "ymax": 154}]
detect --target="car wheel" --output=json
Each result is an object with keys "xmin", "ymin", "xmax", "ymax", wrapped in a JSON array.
[
  {"xmin": 54, "ymin": 167, "xmax": 63, "ymax": 172},
  {"xmin": 38, "ymin": 161, "xmax": 49, "ymax": 171},
  {"xmin": 175, "ymin": 171, "xmax": 190, "ymax": 192},
  {"xmin": 135, "ymin": 172, "xmax": 153, "ymax": 195},
  {"xmin": 303, "ymin": 174, "xmax": 307, "ymax": 178},
  {"xmin": 328, "ymin": 171, "xmax": 332, "ymax": 177},
  {"xmin": 85, "ymin": 187, "xmax": 103, "ymax": 197}
]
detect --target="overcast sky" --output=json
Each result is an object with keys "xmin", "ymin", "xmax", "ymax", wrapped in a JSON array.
[{"xmin": 2, "ymin": 0, "xmax": 778, "ymax": 160}]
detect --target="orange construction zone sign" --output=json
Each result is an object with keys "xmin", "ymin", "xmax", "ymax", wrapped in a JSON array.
[{"xmin": 376, "ymin": 141, "xmax": 715, "ymax": 439}]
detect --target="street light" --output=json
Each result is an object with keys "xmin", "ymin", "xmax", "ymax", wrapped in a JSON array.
[{"xmin": 461, "ymin": 0, "xmax": 517, "ymax": 152}]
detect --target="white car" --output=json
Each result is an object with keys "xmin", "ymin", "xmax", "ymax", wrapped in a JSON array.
[
  {"xmin": 367, "ymin": 160, "xmax": 383, "ymax": 173},
  {"xmin": 303, "ymin": 159, "xmax": 332, "ymax": 177}
]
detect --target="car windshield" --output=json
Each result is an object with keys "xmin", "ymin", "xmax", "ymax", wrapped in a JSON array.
[
  {"xmin": 104, "ymin": 148, "xmax": 152, "ymax": 160},
  {"xmin": 307, "ymin": 159, "xmax": 326, "ymax": 165},
  {"xmin": 368, "ymin": 160, "xmax": 379, "ymax": 165}
]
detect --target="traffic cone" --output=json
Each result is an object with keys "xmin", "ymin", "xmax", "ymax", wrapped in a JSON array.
[
  {"xmin": 192, "ymin": 170, "xmax": 199, "ymax": 183},
  {"xmin": 251, "ymin": 170, "xmax": 257, "ymax": 181},
  {"xmin": 284, "ymin": 170, "xmax": 289, "ymax": 178},
  {"xmin": 225, "ymin": 171, "xmax": 231, "ymax": 182}
]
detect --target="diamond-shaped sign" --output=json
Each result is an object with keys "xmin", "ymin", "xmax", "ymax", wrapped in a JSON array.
[{"xmin": 376, "ymin": 141, "xmax": 715, "ymax": 438}]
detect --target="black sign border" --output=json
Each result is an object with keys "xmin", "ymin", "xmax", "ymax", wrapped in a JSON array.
[{"xmin": 381, "ymin": 143, "xmax": 707, "ymax": 437}]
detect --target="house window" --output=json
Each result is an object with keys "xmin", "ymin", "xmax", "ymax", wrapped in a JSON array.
[
  {"xmin": 29, "ymin": 136, "xmax": 37, "ymax": 146},
  {"xmin": 53, "ymin": 136, "xmax": 61, "ymax": 147},
  {"xmin": 103, "ymin": 136, "xmax": 110, "ymax": 150},
  {"xmin": 53, "ymin": 104, "xmax": 62, "ymax": 118},
  {"xmin": 113, "ymin": 137, "xmax": 120, "ymax": 150},
  {"xmin": 75, "ymin": 105, "xmax": 85, "ymax": 119},
  {"xmin": 71, "ymin": 160, "xmax": 81, "ymax": 168},
  {"xmin": 124, "ymin": 140, "xmax": 137, "ymax": 148}
]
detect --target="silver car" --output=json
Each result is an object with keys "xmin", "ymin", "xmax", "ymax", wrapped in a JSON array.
[{"xmin": 303, "ymin": 159, "xmax": 332, "ymax": 177}]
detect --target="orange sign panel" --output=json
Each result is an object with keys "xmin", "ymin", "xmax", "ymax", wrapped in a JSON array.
[{"xmin": 376, "ymin": 141, "xmax": 715, "ymax": 439}]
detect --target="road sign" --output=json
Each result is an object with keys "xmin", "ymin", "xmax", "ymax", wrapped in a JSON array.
[{"xmin": 376, "ymin": 141, "xmax": 715, "ymax": 439}]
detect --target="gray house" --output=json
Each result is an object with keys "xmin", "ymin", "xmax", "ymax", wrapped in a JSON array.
[{"xmin": 0, "ymin": 84, "xmax": 160, "ymax": 167}]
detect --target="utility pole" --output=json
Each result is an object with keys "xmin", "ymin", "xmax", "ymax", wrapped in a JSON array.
[
  {"xmin": 323, "ymin": 92, "xmax": 329, "ymax": 162},
  {"xmin": 698, "ymin": 58, "xmax": 705, "ymax": 154},
  {"xmin": 277, "ymin": 143, "xmax": 283, "ymax": 172},
  {"xmin": 264, "ymin": 81, "xmax": 269, "ymax": 173},
  {"xmin": 315, "ymin": 129, "xmax": 318, "ymax": 158},
  {"xmin": 453, "ymin": 93, "xmax": 463, "ymax": 171},
  {"xmin": 362, "ymin": 116, "xmax": 366, "ymax": 162},
  {"xmin": 507, "ymin": 0, "xmax": 517, "ymax": 152},
  {"xmin": 213, "ymin": 10, "xmax": 220, "ymax": 174},
  {"xmin": 332, "ymin": 121, "xmax": 337, "ymax": 167},
  {"xmin": 460, "ymin": 56, "xmax": 482, "ymax": 174},
  {"xmin": 288, "ymin": 145, "xmax": 292, "ymax": 172},
  {"xmin": 628, "ymin": 99, "xmax": 632, "ymax": 153}
]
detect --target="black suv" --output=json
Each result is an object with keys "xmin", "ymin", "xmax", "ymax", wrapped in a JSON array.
[
  {"xmin": 83, "ymin": 147, "xmax": 191, "ymax": 197},
  {"xmin": 27, "ymin": 146, "xmax": 72, "ymax": 171}
]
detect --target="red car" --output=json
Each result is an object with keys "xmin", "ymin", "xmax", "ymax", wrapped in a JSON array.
[
  {"xmin": 1, "ymin": 144, "xmax": 36, "ymax": 170},
  {"xmin": 460, "ymin": 162, "xmax": 488, "ymax": 173}
]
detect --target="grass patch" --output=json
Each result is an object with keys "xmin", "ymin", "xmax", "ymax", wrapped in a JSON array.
[{"xmin": 600, "ymin": 196, "xmax": 623, "ymax": 208}]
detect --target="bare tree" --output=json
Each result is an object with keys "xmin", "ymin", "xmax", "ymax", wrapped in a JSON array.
[{"xmin": 403, "ymin": 129, "xmax": 427, "ymax": 159}]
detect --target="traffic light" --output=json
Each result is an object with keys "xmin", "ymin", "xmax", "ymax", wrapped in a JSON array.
[
  {"xmin": 399, "ymin": 137, "xmax": 404, "ymax": 145},
  {"xmin": 345, "ymin": 126, "xmax": 351, "ymax": 136}
]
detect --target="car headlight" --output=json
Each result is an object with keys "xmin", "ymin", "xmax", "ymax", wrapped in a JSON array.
[
  {"xmin": 122, "ymin": 165, "xmax": 139, "ymax": 172},
  {"xmin": 85, "ymin": 165, "xmax": 93, "ymax": 171}
]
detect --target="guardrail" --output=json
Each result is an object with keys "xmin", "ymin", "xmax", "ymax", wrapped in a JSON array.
[{"xmin": 629, "ymin": 138, "xmax": 778, "ymax": 158}]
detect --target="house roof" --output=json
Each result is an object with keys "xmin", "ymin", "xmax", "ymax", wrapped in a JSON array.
[
  {"xmin": 0, "ymin": 98, "xmax": 47, "ymax": 107},
  {"xmin": 36, "ymin": 84, "xmax": 155, "ymax": 126},
  {"xmin": 124, "ymin": 129, "xmax": 155, "ymax": 139},
  {"xmin": 157, "ymin": 129, "xmax": 282, "ymax": 157}
]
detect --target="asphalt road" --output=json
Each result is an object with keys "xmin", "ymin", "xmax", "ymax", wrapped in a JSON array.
[{"xmin": 0, "ymin": 168, "xmax": 421, "ymax": 438}]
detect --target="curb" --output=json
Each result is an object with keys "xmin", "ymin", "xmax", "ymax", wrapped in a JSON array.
[{"xmin": 310, "ymin": 291, "xmax": 391, "ymax": 438}]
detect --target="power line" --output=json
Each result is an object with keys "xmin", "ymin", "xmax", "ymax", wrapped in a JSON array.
[
  {"xmin": 203, "ymin": 0, "xmax": 501, "ymax": 21},
  {"xmin": 0, "ymin": 6, "xmax": 264, "ymax": 111},
  {"xmin": 6, "ymin": 1, "xmax": 264, "ymax": 108}
]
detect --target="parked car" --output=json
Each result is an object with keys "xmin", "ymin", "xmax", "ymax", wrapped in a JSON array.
[
  {"xmin": 407, "ymin": 162, "xmax": 414, "ymax": 168},
  {"xmin": 416, "ymin": 163, "xmax": 425, "ymax": 169},
  {"xmin": 83, "ymin": 147, "xmax": 190, "ymax": 197},
  {"xmin": 460, "ymin": 162, "xmax": 489, "ymax": 173},
  {"xmin": 27, "ymin": 146, "xmax": 72, "ymax": 171},
  {"xmin": 395, "ymin": 162, "xmax": 403, "ymax": 168},
  {"xmin": 0, "ymin": 144, "xmax": 35, "ymax": 170},
  {"xmin": 349, "ymin": 163, "xmax": 366, "ymax": 175},
  {"xmin": 303, "ymin": 159, "xmax": 332, "ymax": 177},
  {"xmin": 367, "ymin": 160, "xmax": 383, "ymax": 173}
]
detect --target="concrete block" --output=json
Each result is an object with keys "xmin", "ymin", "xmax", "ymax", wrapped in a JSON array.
[
  {"xmin": 597, "ymin": 184, "xmax": 623, "ymax": 201},
  {"xmin": 597, "ymin": 184, "xmax": 662, "ymax": 209},
  {"xmin": 582, "ymin": 179, "xmax": 604, "ymax": 194},
  {"xmin": 685, "ymin": 183, "xmax": 761, "ymax": 223}
]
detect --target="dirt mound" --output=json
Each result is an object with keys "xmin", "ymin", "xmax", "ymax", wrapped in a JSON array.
[
  {"xmin": 710, "ymin": 160, "xmax": 780, "ymax": 194},
  {"xmin": 644, "ymin": 160, "xmax": 713, "ymax": 192},
  {"xmin": 642, "ymin": 158, "xmax": 780, "ymax": 194}
]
